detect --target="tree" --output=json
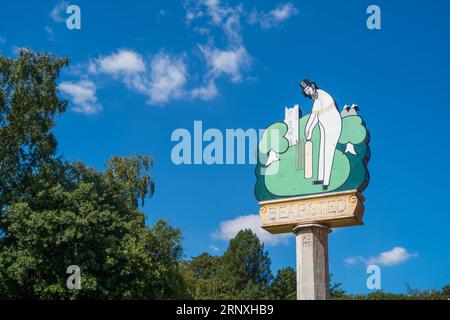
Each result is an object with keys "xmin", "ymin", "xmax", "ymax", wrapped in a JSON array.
[
  {"xmin": 181, "ymin": 253, "xmax": 221, "ymax": 299},
  {"xmin": 216, "ymin": 229, "xmax": 272, "ymax": 299},
  {"xmin": 0, "ymin": 49, "xmax": 68, "ymax": 211},
  {"xmin": 0, "ymin": 50, "xmax": 187, "ymax": 299},
  {"xmin": 329, "ymin": 274, "xmax": 349, "ymax": 300},
  {"xmin": 269, "ymin": 267, "xmax": 296, "ymax": 300},
  {"xmin": 344, "ymin": 284, "xmax": 450, "ymax": 300},
  {"xmin": 0, "ymin": 157, "xmax": 186, "ymax": 299},
  {"xmin": 104, "ymin": 154, "xmax": 155, "ymax": 208},
  {"xmin": 442, "ymin": 284, "xmax": 450, "ymax": 297}
]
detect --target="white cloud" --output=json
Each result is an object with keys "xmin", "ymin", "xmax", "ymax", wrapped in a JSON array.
[
  {"xmin": 249, "ymin": 3, "xmax": 298, "ymax": 29},
  {"xmin": 56, "ymin": 1, "xmax": 297, "ymax": 110},
  {"xmin": 270, "ymin": 3, "xmax": 298, "ymax": 21},
  {"xmin": 185, "ymin": 0, "xmax": 244, "ymax": 47},
  {"xmin": 147, "ymin": 53, "xmax": 188, "ymax": 104},
  {"xmin": 58, "ymin": 80, "xmax": 102, "ymax": 115},
  {"xmin": 185, "ymin": 0, "xmax": 250, "ymax": 97},
  {"xmin": 45, "ymin": 26, "xmax": 55, "ymax": 42},
  {"xmin": 185, "ymin": 0, "xmax": 229, "ymax": 26},
  {"xmin": 50, "ymin": 1, "xmax": 69, "ymax": 23},
  {"xmin": 86, "ymin": 50, "xmax": 187, "ymax": 105},
  {"xmin": 191, "ymin": 80, "xmax": 218, "ymax": 100},
  {"xmin": 89, "ymin": 49, "xmax": 146, "ymax": 75},
  {"xmin": 212, "ymin": 214, "xmax": 291, "ymax": 246},
  {"xmin": 204, "ymin": 0, "xmax": 225, "ymax": 25},
  {"xmin": 344, "ymin": 256, "xmax": 363, "ymax": 266},
  {"xmin": 346, "ymin": 247, "xmax": 418, "ymax": 267},
  {"xmin": 223, "ymin": 8, "xmax": 244, "ymax": 45},
  {"xmin": 367, "ymin": 247, "xmax": 418, "ymax": 267},
  {"xmin": 199, "ymin": 45, "xmax": 250, "ymax": 82},
  {"xmin": 209, "ymin": 245, "xmax": 220, "ymax": 253}
]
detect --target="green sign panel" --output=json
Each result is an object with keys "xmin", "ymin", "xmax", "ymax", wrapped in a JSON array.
[{"xmin": 255, "ymin": 80, "xmax": 370, "ymax": 202}]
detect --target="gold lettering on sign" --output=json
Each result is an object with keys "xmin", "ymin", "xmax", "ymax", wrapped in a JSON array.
[
  {"xmin": 268, "ymin": 208, "xmax": 277, "ymax": 221},
  {"xmin": 259, "ymin": 191, "xmax": 365, "ymax": 234},
  {"xmin": 279, "ymin": 206, "xmax": 289, "ymax": 219},
  {"xmin": 328, "ymin": 201, "xmax": 336, "ymax": 215},
  {"xmin": 298, "ymin": 204, "xmax": 307, "ymax": 217},
  {"xmin": 338, "ymin": 199, "xmax": 347, "ymax": 212},
  {"xmin": 290, "ymin": 204, "xmax": 298, "ymax": 218},
  {"xmin": 264, "ymin": 200, "xmax": 348, "ymax": 221}
]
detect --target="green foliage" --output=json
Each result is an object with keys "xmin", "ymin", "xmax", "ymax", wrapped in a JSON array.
[
  {"xmin": 332, "ymin": 283, "xmax": 450, "ymax": 300},
  {"xmin": 216, "ymin": 229, "xmax": 272, "ymax": 299},
  {"xmin": 443, "ymin": 284, "xmax": 450, "ymax": 296},
  {"xmin": 181, "ymin": 253, "xmax": 221, "ymax": 300},
  {"xmin": 0, "ymin": 159, "xmax": 186, "ymax": 299},
  {"xmin": 0, "ymin": 49, "xmax": 68, "ymax": 210},
  {"xmin": 329, "ymin": 274, "xmax": 349, "ymax": 299},
  {"xmin": 104, "ymin": 155, "xmax": 155, "ymax": 208},
  {"xmin": 0, "ymin": 50, "xmax": 186, "ymax": 299},
  {"xmin": 182, "ymin": 230, "xmax": 274, "ymax": 300},
  {"xmin": 269, "ymin": 267, "xmax": 296, "ymax": 300}
]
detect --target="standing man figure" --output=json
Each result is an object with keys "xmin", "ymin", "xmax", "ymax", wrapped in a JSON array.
[{"xmin": 301, "ymin": 79, "xmax": 342, "ymax": 191}]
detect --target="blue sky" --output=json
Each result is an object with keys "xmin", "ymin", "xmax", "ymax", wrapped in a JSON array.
[{"xmin": 1, "ymin": 0, "xmax": 449, "ymax": 294}]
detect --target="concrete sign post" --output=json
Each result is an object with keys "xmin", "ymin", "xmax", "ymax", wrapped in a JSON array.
[
  {"xmin": 255, "ymin": 79, "xmax": 370, "ymax": 300},
  {"xmin": 294, "ymin": 223, "xmax": 331, "ymax": 300}
]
